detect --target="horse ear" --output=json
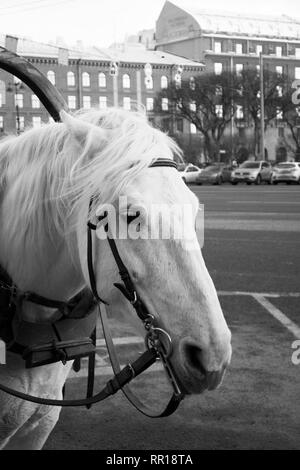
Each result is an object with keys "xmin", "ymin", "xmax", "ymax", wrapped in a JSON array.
[{"xmin": 60, "ymin": 110, "xmax": 105, "ymax": 147}]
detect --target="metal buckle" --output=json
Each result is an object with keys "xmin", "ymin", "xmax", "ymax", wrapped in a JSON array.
[{"xmin": 145, "ymin": 327, "xmax": 173, "ymax": 359}]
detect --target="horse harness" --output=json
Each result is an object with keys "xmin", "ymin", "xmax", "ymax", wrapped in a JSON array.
[{"xmin": 0, "ymin": 158, "xmax": 185, "ymax": 418}]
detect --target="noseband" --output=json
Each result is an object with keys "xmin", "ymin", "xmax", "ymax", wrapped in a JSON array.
[{"xmin": 0, "ymin": 158, "xmax": 185, "ymax": 417}]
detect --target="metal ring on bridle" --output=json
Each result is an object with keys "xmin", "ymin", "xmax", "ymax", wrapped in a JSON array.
[
  {"xmin": 145, "ymin": 327, "xmax": 173, "ymax": 359},
  {"xmin": 130, "ymin": 291, "xmax": 138, "ymax": 305}
]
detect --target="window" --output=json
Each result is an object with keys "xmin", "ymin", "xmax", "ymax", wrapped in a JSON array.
[
  {"xmin": 98, "ymin": 72, "xmax": 106, "ymax": 88},
  {"xmin": 276, "ymin": 65, "xmax": 283, "ymax": 75},
  {"xmin": 17, "ymin": 116, "xmax": 25, "ymax": 132},
  {"xmin": 83, "ymin": 96, "xmax": 91, "ymax": 109},
  {"xmin": 236, "ymin": 64, "xmax": 243, "ymax": 75},
  {"xmin": 176, "ymin": 118, "xmax": 183, "ymax": 132},
  {"xmin": 31, "ymin": 94, "xmax": 40, "ymax": 108},
  {"xmin": 99, "ymin": 96, "xmax": 107, "ymax": 109},
  {"xmin": 236, "ymin": 43, "xmax": 243, "ymax": 54},
  {"xmin": 176, "ymin": 98, "xmax": 182, "ymax": 111},
  {"xmin": 47, "ymin": 70, "xmax": 55, "ymax": 85},
  {"xmin": 295, "ymin": 67, "xmax": 300, "ymax": 79},
  {"xmin": 146, "ymin": 97, "xmax": 154, "ymax": 111},
  {"xmin": 161, "ymin": 98, "xmax": 168, "ymax": 111},
  {"xmin": 0, "ymin": 80, "xmax": 5, "ymax": 106},
  {"xmin": 123, "ymin": 97, "xmax": 131, "ymax": 110},
  {"xmin": 216, "ymin": 86, "xmax": 223, "ymax": 96},
  {"xmin": 276, "ymin": 46, "xmax": 282, "ymax": 57},
  {"xmin": 214, "ymin": 63, "xmax": 222, "ymax": 75},
  {"xmin": 68, "ymin": 95, "xmax": 76, "ymax": 109},
  {"xmin": 82, "ymin": 72, "xmax": 90, "ymax": 87},
  {"xmin": 190, "ymin": 101, "xmax": 196, "ymax": 112},
  {"xmin": 256, "ymin": 64, "xmax": 260, "ymax": 76},
  {"xmin": 296, "ymin": 48, "xmax": 300, "ymax": 58},
  {"xmin": 278, "ymin": 127, "xmax": 284, "ymax": 138},
  {"xmin": 214, "ymin": 41, "xmax": 221, "ymax": 53},
  {"xmin": 15, "ymin": 94, "xmax": 23, "ymax": 108},
  {"xmin": 13, "ymin": 76, "xmax": 21, "ymax": 85},
  {"xmin": 122, "ymin": 74, "xmax": 130, "ymax": 89},
  {"xmin": 145, "ymin": 76, "xmax": 153, "ymax": 89},
  {"xmin": 189, "ymin": 77, "xmax": 195, "ymax": 90},
  {"xmin": 190, "ymin": 123, "xmax": 197, "ymax": 134},
  {"xmin": 0, "ymin": 116, "xmax": 4, "ymax": 131},
  {"xmin": 67, "ymin": 71, "xmax": 75, "ymax": 87},
  {"xmin": 276, "ymin": 107, "xmax": 283, "ymax": 120},
  {"xmin": 32, "ymin": 116, "xmax": 42, "ymax": 128},
  {"xmin": 161, "ymin": 75, "xmax": 168, "ymax": 89},
  {"xmin": 215, "ymin": 104, "xmax": 223, "ymax": 118},
  {"xmin": 276, "ymin": 85, "xmax": 283, "ymax": 97},
  {"xmin": 236, "ymin": 105, "xmax": 244, "ymax": 119},
  {"xmin": 256, "ymin": 45, "xmax": 262, "ymax": 55},
  {"xmin": 175, "ymin": 73, "xmax": 181, "ymax": 89}
]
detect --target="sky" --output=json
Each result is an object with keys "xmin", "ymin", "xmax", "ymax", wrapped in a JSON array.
[{"xmin": 1, "ymin": 0, "xmax": 300, "ymax": 49}]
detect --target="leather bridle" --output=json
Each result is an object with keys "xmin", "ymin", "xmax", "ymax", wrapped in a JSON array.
[{"xmin": 0, "ymin": 158, "xmax": 186, "ymax": 417}]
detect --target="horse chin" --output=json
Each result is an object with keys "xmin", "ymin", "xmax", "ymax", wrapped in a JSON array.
[
  {"xmin": 173, "ymin": 365, "xmax": 226, "ymax": 395},
  {"xmin": 169, "ymin": 346, "xmax": 227, "ymax": 395}
]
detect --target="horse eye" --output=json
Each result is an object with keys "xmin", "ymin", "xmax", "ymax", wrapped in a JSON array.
[{"xmin": 127, "ymin": 211, "xmax": 140, "ymax": 225}]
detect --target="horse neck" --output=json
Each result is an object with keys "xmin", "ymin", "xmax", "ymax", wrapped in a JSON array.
[{"xmin": 0, "ymin": 200, "xmax": 84, "ymax": 303}]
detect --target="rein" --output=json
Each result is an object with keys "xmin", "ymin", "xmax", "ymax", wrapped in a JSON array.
[{"xmin": 0, "ymin": 158, "xmax": 185, "ymax": 417}]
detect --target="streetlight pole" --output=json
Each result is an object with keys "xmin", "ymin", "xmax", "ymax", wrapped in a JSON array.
[
  {"xmin": 7, "ymin": 79, "xmax": 23, "ymax": 135},
  {"xmin": 259, "ymin": 52, "xmax": 265, "ymax": 160}
]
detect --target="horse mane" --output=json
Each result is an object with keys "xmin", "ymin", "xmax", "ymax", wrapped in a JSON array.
[{"xmin": 0, "ymin": 107, "xmax": 182, "ymax": 258}]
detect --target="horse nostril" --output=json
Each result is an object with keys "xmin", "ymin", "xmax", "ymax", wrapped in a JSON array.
[{"xmin": 182, "ymin": 341, "xmax": 207, "ymax": 377}]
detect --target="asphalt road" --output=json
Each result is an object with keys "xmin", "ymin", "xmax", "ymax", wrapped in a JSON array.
[{"xmin": 45, "ymin": 184, "xmax": 300, "ymax": 451}]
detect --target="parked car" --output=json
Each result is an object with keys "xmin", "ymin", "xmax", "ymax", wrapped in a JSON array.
[
  {"xmin": 231, "ymin": 160, "xmax": 272, "ymax": 185},
  {"xmin": 179, "ymin": 164, "xmax": 202, "ymax": 184},
  {"xmin": 272, "ymin": 162, "xmax": 300, "ymax": 184},
  {"xmin": 197, "ymin": 164, "xmax": 233, "ymax": 185}
]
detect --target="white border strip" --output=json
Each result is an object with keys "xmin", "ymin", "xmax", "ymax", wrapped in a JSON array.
[{"xmin": 253, "ymin": 294, "xmax": 300, "ymax": 339}]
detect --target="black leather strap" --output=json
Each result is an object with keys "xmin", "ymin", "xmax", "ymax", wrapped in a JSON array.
[
  {"xmin": 149, "ymin": 158, "xmax": 178, "ymax": 170},
  {"xmin": 0, "ymin": 345, "xmax": 158, "ymax": 407}
]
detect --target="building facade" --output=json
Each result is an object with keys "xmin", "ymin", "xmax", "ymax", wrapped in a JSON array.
[
  {"xmin": 156, "ymin": 1, "xmax": 300, "ymax": 161},
  {"xmin": 0, "ymin": 35, "xmax": 203, "ymax": 147}
]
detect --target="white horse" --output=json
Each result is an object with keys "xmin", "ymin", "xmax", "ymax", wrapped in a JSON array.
[{"xmin": 0, "ymin": 107, "xmax": 231, "ymax": 450}]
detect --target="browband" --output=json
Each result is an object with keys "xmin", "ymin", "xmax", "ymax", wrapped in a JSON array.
[{"xmin": 149, "ymin": 158, "xmax": 178, "ymax": 169}]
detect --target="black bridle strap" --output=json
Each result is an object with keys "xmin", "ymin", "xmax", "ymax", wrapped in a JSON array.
[
  {"xmin": 87, "ymin": 221, "xmax": 108, "ymax": 305},
  {"xmin": 99, "ymin": 302, "xmax": 182, "ymax": 418},
  {"xmin": 0, "ymin": 347, "xmax": 158, "ymax": 407},
  {"xmin": 149, "ymin": 158, "xmax": 178, "ymax": 169}
]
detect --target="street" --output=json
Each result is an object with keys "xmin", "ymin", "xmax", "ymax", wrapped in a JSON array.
[{"xmin": 45, "ymin": 185, "xmax": 300, "ymax": 450}]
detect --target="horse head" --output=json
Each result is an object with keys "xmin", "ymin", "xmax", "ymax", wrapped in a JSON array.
[{"xmin": 60, "ymin": 109, "xmax": 232, "ymax": 395}]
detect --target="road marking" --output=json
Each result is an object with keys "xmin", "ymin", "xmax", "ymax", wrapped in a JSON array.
[
  {"xmin": 253, "ymin": 294, "xmax": 300, "ymax": 339},
  {"xmin": 96, "ymin": 336, "xmax": 142, "ymax": 347},
  {"xmin": 228, "ymin": 201, "xmax": 300, "ymax": 204},
  {"xmin": 68, "ymin": 361, "xmax": 163, "ymax": 379},
  {"xmin": 218, "ymin": 290, "xmax": 300, "ymax": 298}
]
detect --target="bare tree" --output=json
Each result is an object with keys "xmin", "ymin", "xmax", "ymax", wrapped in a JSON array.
[
  {"xmin": 279, "ymin": 77, "xmax": 300, "ymax": 160},
  {"xmin": 237, "ymin": 68, "xmax": 285, "ymax": 154},
  {"xmin": 156, "ymin": 72, "xmax": 239, "ymax": 160}
]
